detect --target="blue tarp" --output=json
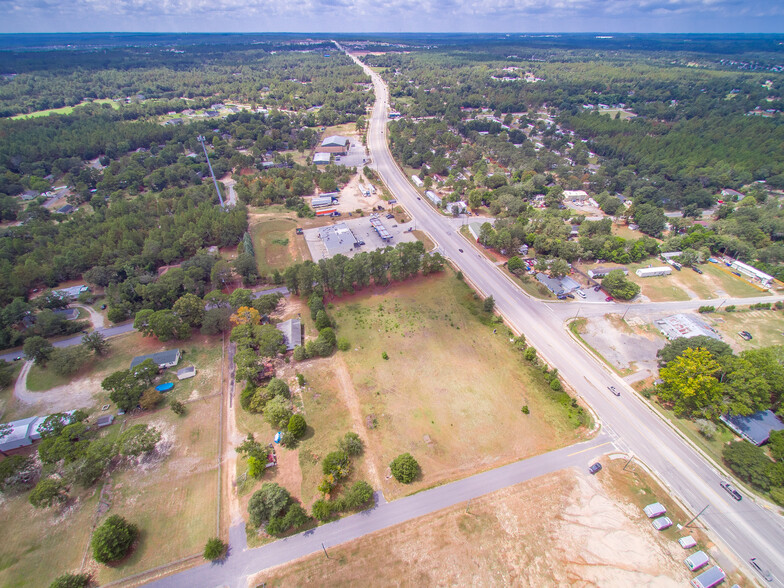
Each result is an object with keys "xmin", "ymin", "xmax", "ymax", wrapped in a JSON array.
[{"xmin": 274, "ymin": 431, "xmax": 282, "ymax": 444}]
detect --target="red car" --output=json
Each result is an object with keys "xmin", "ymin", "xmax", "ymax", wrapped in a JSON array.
[{"xmin": 605, "ymin": 296, "xmax": 614, "ymax": 302}]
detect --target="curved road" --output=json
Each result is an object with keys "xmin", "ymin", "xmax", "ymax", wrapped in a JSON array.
[{"xmin": 346, "ymin": 47, "xmax": 784, "ymax": 585}]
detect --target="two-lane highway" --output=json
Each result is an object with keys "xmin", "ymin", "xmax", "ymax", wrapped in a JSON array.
[{"xmin": 344, "ymin": 44, "xmax": 784, "ymax": 585}]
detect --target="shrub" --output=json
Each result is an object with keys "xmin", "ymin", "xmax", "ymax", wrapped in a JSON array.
[
  {"xmin": 293, "ymin": 345, "xmax": 308, "ymax": 361},
  {"xmin": 322, "ymin": 450, "xmax": 351, "ymax": 479},
  {"xmin": 696, "ymin": 418, "xmax": 717, "ymax": 440},
  {"xmin": 203, "ymin": 537, "xmax": 227, "ymax": 561},
  {"xmin": 338, "ymin": 432, "xmax": 364, "ymax": 456},
  {"xmin": 118, "ymin": 424, "xmax": 161, "ymax": 457},
  {"xmin": 381, "ymin": 351, "xmax": 389, "ymax": 360},
  {"xmin": 521, "ymin": 405, "xmax": 529, "ymax": 414},
  {"xmin": 315, "ymin": 310, "xmax": 331, "ymax": 330},
  {"xmin": 240, "ymin": 383, "xmax": 257, "ymax": 411},
  {"xmin": 312, "ymin": 498, "xmax": 334, "ymax": 521},
  {"xmin": 390, "ymin": 453, "xmax": 420, "ymax": 484},
  {"xmin": 170, "ymin": 400, "xmax": 186, "ymax": 416},
  {"xmin": 724, "ymin": 305, "xmax": 736, "ymax": 312},
  {"xmin": 337, "ymin": 337, "xmax": 351, "ymax": 351},
  {"xmin": 549, "ymin": 378, "xmax": 563, "ymax": 392},
  {"xmin": 771, "ymin": 487, "xmax": 784, "ymax": 507},
  {"xmin": 0, "ymin": 455, "xmax": 37, "ymax": 493},
  {"xmin": 267, "ymin": 377, "xmax": 291, "ymax": 399},
  {"xmin": 342, "ymin": 480, "xmax": 374, "ymax": 509},
  {"xmin": 287, "ymin": 414, "xmax": 307, "ymax": 438},
  {"xmin": 296, "ymin": 373, "xmax": 305, "ymax": 386},
  {"xmin": 457, "ymin": 271, "xmax": 463, "ymax": 281},
  {"xmin": 49, "ymin": 573, "xmax": 91, "ymax": 588},
  {"xmin": 264, "ymin": 396, "xmax": 293, "ymax": 429},
  {"xmin": 698, "ymin": 305, "xmax": 715, "ymax": 313},
  {"xmin": 91, "ymin": 515, "xmax": 139, "ymax": 564},
  {"xmin": 248, "ymin": 483, "xmax": 291, "ymax": 527},
  {"xmin": 247, "ymin": 456, "xmax": 265, "ymax": 479},
  {"xmin": 524, "ymin": 347, "xmax": 537, "ymax": 362},
  {"xmin": 29, "ymin": 477, "xmax": 67, "ymax": 508},
  {"xmin": 483, "ymin": 296, "xmax": 495, "ymax": 313}
]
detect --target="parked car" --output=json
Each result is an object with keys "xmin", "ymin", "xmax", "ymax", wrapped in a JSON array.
[
  {"xmin": 458, "ymin": 248, "xmax": 463, "ymax": 253},
  {"xmin": 652, "ymin": 516, "xmax": 673, "ymax": 531},
  {"xmin": 720, "ymin": 480, "xmax": 742, "ymax": 501},
  {"xmin": 566, "ymin": 293, "xmax": 575, "ymax": 299},
  {"xmin": 594, "ymin": 285, "xmax": 601, "ymax": 292},
  {"xmin": 605, "ymin": 296, "xmax": 614, "ymax": 302},
  {"xmin": 576, "ymin": 290, "xmax": 586, "ymax": 298},
  {"xmin": 749, "ymin": 558, "xmax": 773, "ymax": 582},
  {"xmin": 588, "ymin": 463, "xmax": 602, "ymax": 474},
  {"xmin": 738, "ymin": 331, "xmax": 752, "ymax": 341},
  {"xmin": 691, "ymin": 266, "xmax": 703, "ymax": 274}
]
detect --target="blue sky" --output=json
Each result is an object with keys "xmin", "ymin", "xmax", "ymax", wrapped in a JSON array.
[{"xmin": 1, "ymin": 0, "xmax": 783, "ymax": 33}]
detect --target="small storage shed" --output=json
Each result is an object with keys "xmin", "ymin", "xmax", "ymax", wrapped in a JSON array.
[
  {"xmin": 685, "ymin": 551, "xmax": 710, "ymax": 572},
  {"xmin": 690, "ymin": 566, "xmax": 725, "ymax": 588},
  {"xmin": 643, "ymin": 502, "xmax": 667, "ymax": 518},
  {"xmin": 177, "ymin": 366, "xmax": 197, "ymax": 380}
]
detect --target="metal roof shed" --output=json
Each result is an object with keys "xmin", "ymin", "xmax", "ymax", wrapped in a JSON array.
[
  {"xmin": 177, "ymin": 366, "xmax": 197, "ymax": 380},
  {"xmin": 690, "ymin": 566, "xmax": 725, "ymax": 588},
  {"xmin": 643, "ymin": 502, "xmax": 666, "ymax": 518},
  {"xmin": 685, "ymin": 551, "xmax": 710, "ymax": 572},
  {"xmin": 720, "ymin": 410, "xmax": 784, "ymax": 446}
]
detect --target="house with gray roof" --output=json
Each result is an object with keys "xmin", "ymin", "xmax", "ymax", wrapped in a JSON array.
[
  {"xmin": 130, "ymin": 349, "xmax": 181, "ymax": 369},
  {"xmin": 276, "ymin": 318, "xmax": 302, "ymax": 351},
  {"xmin": 535, "ymin": 273, "xmax": 580, "ymax": 296},
  {"xmin": 720, "ymin": 410, "xmax": 784, "ymax": 446}
]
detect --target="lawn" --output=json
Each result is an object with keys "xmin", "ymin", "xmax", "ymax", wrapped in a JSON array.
[
  {"xmin": 706, "ymin": 309, "xmax": 784, "ymax": 350},
  {"xmin": 10, "ymin": 99, "xmax": 119, "ymax": 120},
  {"xmin": 333, "ymin": 271, "xmax": 589, "ymax": 499},
  {"xmin": 250, "ymin": 217, "xmax": 303, "ymax": 276},
  {"xmin": 703, "ymin": 262, "xmax": 771, "ymax": 298}
]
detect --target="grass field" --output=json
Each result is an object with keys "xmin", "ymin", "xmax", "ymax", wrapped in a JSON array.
[
  {"xmin": 96, "ymin": 396, "xmax": 220, "ymax": 583},
  {"xmin": 706, "ymin": 309, "xmax": 784, "ymax": 351},
  {"xmin": 11, "ymin": 99, "xmax": 118, "ymax": 119},
  {"xmin": 703, "ymin": 263, "xmax": 771, "ymax": 297},
  {"xmin": 334, "ymin": 271, "xmax": 589, "ymax": 499},
  {"xmin": 250, "ymin": 217, "xmax": 302, "ymax": 276}
]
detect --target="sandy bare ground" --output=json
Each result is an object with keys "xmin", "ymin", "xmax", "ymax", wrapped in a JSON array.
[
  {"xmin": 252, "ymin": 466, "xmax": 691, "ymax": 587},
  {"xmin": 13, "ymin": 360, "xmax": 97, "ymax": 412},
  {"xmin": 74, "ymin": 304, "xmax": 105, "ymax": 329},
  {"xmin": 332, "ymin": 173, "xmax": 385, "ymax": 215},
  {"xmin": 579, "ymin": 314, "xmax": 665, "ymax": 378}
]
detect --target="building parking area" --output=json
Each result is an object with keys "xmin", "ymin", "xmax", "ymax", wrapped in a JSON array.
[
  {"xmin": 333, "ymin": 137, "xmax": 368, "ymax": 169},
  {"xmin": 304, "ymin": 215, "xmax": 418, "ymax": 262}
]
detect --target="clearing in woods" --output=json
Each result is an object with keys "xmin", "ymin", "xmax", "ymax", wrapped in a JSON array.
[
  {"xmin": 253, "ymin": 460, "xmax": 720, "ymax": 587},
  {"xmin": 250, "ymin": 217, "xmax": 303, "ymax": 276},
  {"xmin": 333, "ymin": 271, "xmax": 591, "ymax": 499}
]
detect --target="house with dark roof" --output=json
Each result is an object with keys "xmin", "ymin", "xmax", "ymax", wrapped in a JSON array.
[
  {"xmin": 720, "ymin": 410, "xmax": 784, "ymax": 446},
  {"xmin": 53, "ymin": 308, "xmax": 80, "ymax": 321},
  {"xmin": 130, "ymin": 349, "xmax": 181, "ymax": 369},
  {"xmin": 57, "ymin": 204, "xmax": 75, "ymax": 214},
  {"xmin": 276, "ymin": 318, "xmax": 302, "ymax": 351}
]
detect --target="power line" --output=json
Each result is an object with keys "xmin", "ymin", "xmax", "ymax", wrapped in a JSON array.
[{"xmin": 197, "ymin": 134, "xmax": 225, "ymax": 209}]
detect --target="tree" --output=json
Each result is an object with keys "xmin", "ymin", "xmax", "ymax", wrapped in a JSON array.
[
  {"xmin": 549, "ymin": 258, "xmax": 570, "ymax": 279},
  {"xmin": 658, "ymin": 348, "xmax": 723, "ymax": 418},
  {"xmin": 210, "ymin": 260, "xmax": 233, "ymax": 289},
  {"xmin": 507, "ymin": 256, "xmax": 525, "ymax": 273},
  {"xmin": 29, "ymin": 477, "xmax": 68, "ymax": 508},
  {"xmin": 71, "ymin": 438, "xmax": 115, "ymax": 487},
  {"xmin": 49, "ymin": 345, "xmax": 90, "ymax": 377},
  {"xmin": 483, "ymin": 295, "xmax": 496, "ymax": 313},
  {"xmin": 264, "ymin": 396, "xmax": 293, "ymax": 429},
  {"xmin": 49, "ymin": 573, "xmax": 91, "ymax": 588},
  {"xmin": 0, "ymin": 361, "xmax": 13, "ymax": 389},
  {"xmin": 338, "ymin": 432, "xmax": 363, "ymax": 456},
  {"xmin": 91, "ymin": 515, "xmax": 139, "ymax": 564},
  {"xmin": 657, "ymin": 336, "xmax": 732, "ymax": 366},
  {"xmin": 102, "ymin": 369, "xmax": 146, "ymax": 412},
  {"xmin": 248, "ymin": 483, "xmax": 291, "ymax": 527},
  {"xmin": 390, "ymin": 453, "xmax": 420, "ymax": 483},
  {"xmin": 118, "ymin": 424, "xmax": 161, "ymax": 457},
  {"xmin": 287, "ymin": 414, "xmax": 307, "ymax": 439},
  {"xmin": 723, "ymin": 441, "xmax": 774, "ymax": 491},
  {"xmin": 82, "ymin": 331, "xmax": 110, "ymax": 356},
  {"xmin": 23, "ymin": 335, "xmax": 55, "ymax": 365},
  {"xmin": 257, "ymin": 324, "xmax": 286, "ymax": 358},
  {"xmin": 342, "ymin": 480, "xmax": 374, "ymax": 509},
  {"xmin": 139, "ymin": 388, "xmax": 164, "ymax": 411},
  {"xmin": 231, "ymin": 306, "xmax": 261, "ymax": 326},
  {"xmin": 201, "ymin": 307, "xmax": 233, "ymax": 335},
  {"xmin": 0, "ymin": 455, "xmax": 37, "ymax": 493},
  {"xmin": 203, "ymin": 537, "xmax": 227, "ymax": 561},
  {"xmin": 601, "ymin": 270, "xmax": 640, "ymax": 300},
  {"xmin": 172, "ymin": 293, "xmax": 205, "ymax": 328},
  {"xmin": 769, "ymin": 430, "xmax": 784, "ymax": 462},
  {"xmin": 314, "ymin": 310, "xmax": 331, "ymax": 330},
  {"xmin": 311, "ymin": 498, "xmax": 334, "ymax": 522},
  {"xmin": 170, "ymin": 400, "xmax": 186, "ymax": 416}
]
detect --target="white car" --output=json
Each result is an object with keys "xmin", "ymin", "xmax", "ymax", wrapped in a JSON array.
[{"xmin": 576, "ymin": 289, "xmax": 586, "ymax": 298}]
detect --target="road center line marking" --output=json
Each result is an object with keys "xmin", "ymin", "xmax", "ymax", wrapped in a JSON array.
[{"xmin": 568, "ymin": 441, "xmax": 611, "ymax": 456}]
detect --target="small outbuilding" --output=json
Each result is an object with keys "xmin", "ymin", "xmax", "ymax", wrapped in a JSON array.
[
  {"xmin": 588, "ymin": 267, "xmax": 627, "ymax": 280},
  {"xmin": 177, "ymin": 366, "xmax": 197, "ymax": 380},
  {"xmin": 643, "ymin": 502, "xmax": 666, "ymax": 518},
  {"xmin": 313, "ymin": 152, "xmax": 331, "ymax": 165},
  {"xmin": 636, "ymin": 266, "xmax": 672, "ymax": 278},
  {"xmin": 95, "ymin": 415, "xmax": 115, "ymax": 428}
]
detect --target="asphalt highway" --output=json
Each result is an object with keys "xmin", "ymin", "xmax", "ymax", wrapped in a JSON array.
[{"xmin": 345, "ymin": 46, "xmax": 784, "ymax": 586}]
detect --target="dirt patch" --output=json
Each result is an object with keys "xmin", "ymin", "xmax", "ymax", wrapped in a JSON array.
[
  {"xmin": 253, "ymin": 467, "xmax": 692, "ymax": 587},
  {"xmin": 578, "ymin": 314, "xmax": 665, "ymax": 378},
  {"xmin": 14, "ymin": 360, "xmax": 99, "ymax": 413}
]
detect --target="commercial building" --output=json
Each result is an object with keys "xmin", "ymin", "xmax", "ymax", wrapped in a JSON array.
[
  {"xmin": 720, "ymin": 410, "xmax": 784, "ymax": 446},
  {"xmin": 130, "ymin": 349, "xmax": 182, "ymax": 370},
  {"xmin": 276, "ymin": 318, "xmax": 302, "ymax": 351},
  {"xmin": 730, "ymin": 260, "xmax": 774, "ymax": 287},
  {"xmin": 316, "ymin": 135, "xmax": 350, "ymax": 155},
  {"xmin": 445, "ymin": 201, "xmax": 467, "ymax": 215},
  {"xmin": 635, "ymin": 266, "xmax": 672, "ymax": 278},
  {"xmin": 318, "ymin": 222, "xmax": 359, "ymax": 257},
  {"xmin": 313, "ymin": 152, "xmax": 331, "ymax": 165},
  {"xmin": 564, "ymin": 189, "xmax": 589, "ymax": 201},
  {"xmin": 535, "ymin": 273, "xmax": 580, "ymax": 296},
  {"xmin": 655, "ymin": 314, "xmax": 720, "ymax": 341}
]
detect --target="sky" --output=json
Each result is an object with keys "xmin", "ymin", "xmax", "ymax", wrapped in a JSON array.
[{"xmin": 1, "ymin": 0, "xmax": 783, "ymax": 34}]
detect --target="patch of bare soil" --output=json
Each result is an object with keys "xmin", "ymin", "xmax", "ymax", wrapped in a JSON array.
[
  {"xmin": 331, "ymin": 173, "xmax": 384, "ymax": 215},
  {"xmin": 14, "ymin": 361, "xmax": 98, "ymax": 413},
  {"xmin": 252, "ymin": 468, "xmax": 691, "ymax": 587},
  {"xmin": 580, "ymin": 314, "xmax": 665, "ymax": 377}
]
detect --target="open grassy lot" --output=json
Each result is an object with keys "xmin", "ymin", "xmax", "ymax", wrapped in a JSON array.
[
  {"xmin": 0, "ymin": 361, "xmax": 22, "ymax": 418},
  {"xmin": 255, "ymin": 461, "xmax": 718, "ymax": 587},
  {"xmin": 0, "ymin": 486, "xmax": 99, "ymax": 588},
  {"xmin": 250, "ymin": 217, "xmax": 304, "ymax": 276},
  {"xmin": 95, "ymin": 395, "xmax": 220, "ymax": 583},
  {"xmin": 10, "ymin": 99, "xmax": 119, "ymax": 119},
  {"xmin": 703, "ymin": 262, "xmax": 771, "ymax": 297},
  {"xmin": 334, "ymin": 271, "xmax": 589, "ymax": 499},
  {"xmin": 706, "ymin": 308, "xmax": 784, "ymax": 351}
]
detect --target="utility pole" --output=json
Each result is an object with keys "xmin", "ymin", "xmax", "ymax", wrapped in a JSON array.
[
  {"xmin": 622, "ymin": 305, "xmax": 631, "ymax": 320},
  {"xmin": 716, "ymin": 298, "xmax": 728, "ymax": 311},
  {"xmin": 623, "ymin": 454, "xmax": 635, "ymax": 470},
  {"xmin": 574, "ymin": 306, "xmax": 581, "ymax": 320},
  {"xmin": 321, "ymin": 542, "xmax": 330, "ymax": 559},
  {"xmin": 684, "ymin": 505, "xmax": 709, "ymax": 528},
  {"xmin": 197, "ymin": 135, "xmax": 225, "ymax": 209}
]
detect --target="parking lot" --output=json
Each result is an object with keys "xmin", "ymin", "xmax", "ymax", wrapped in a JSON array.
[
  {"xmin": 333, "ymin": 137, "xmax": 368, "ymax": 169},
  {"xmin": 304, "ymin": 214, "xmax": 419, "ymax": 262}
]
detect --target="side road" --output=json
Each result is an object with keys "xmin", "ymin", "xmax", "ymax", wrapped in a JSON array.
[{"xmin": 146, "ymin": 435, "xmax": 613, "ymax": 588}]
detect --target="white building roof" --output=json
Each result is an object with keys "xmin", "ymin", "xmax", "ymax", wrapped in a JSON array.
[{"xmin": 321, "ymin": 135, "xmax": 350, "ymax": 147}]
